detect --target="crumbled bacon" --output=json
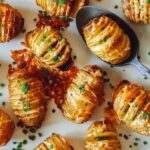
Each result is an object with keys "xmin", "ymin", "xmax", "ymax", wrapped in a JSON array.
[
  {"xmin": 10, "ymin": 49, "xmax": 78, "ymax": 107},
  {"xmin": 36, "ymin": 12, "xmax": 70, "ymax": 30}
]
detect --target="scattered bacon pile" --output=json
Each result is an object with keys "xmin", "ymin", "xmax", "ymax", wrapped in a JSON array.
[
  {"xmin": 36, "ymin": 12, "xmax": 71, "ymax": 30},
  {"xmin": 10, "ymin": 49, "xmax": 78, "ymax": 106}
]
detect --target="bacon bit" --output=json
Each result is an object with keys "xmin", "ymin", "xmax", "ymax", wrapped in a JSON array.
[
  {"xmin": 104, "ymin": 107, "xmax": 121, "ymax": 125},
  {"xmin": 21, "ymin": 41, "xmax": 30, "ymax": 48},
  {"xmin": 11, "ymin": 49, "xmax": 34, "ymax": 69},
  {"xmin": 36, "ymin": 12, "xmax": 70, "ymax": 30}
]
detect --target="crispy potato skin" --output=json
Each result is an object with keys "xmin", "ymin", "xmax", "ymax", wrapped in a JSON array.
[
  {"xmin": 34, "ymin": 133, "xmax": 73, "ymax": 150},
  {"xmin": 70, "ymin": 0, "xmax": 88, "ymax": 17},
  {"xmin": 83, "ymin": 16, "xmax": 131, "ymax": 64},
  {"xmin": 0, "ymin": 109, "xmax": 15, "ymax": 147},
  {"xmin": 26, "ymin": 26, "xmax": 72, "ymax": 68},
  {"xmin": 61, "ymin": 66, "xmax": 104, "ymax": 124},
  {"xmin": 36, "ymin": 0, "xmax": 74, "ymax": 16},
  {"xmin": 85, "ymin": 121, "xmax": 121, "ymax": 150},
  {"xmin": 0, "ymin": 3, "xmax": 24, "ymax": 43},
  {"xmin": 121, "ymin": 0, "xmax": 150, "ymax": 24},
  {"xmin": 8, "ymin": 69, "xmax": 47, "ymax": 128},
  {"xmin": 113, "ymin": 80, "xmax": 150, "ymax": 136}
]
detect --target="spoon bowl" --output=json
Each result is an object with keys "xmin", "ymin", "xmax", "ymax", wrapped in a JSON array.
[{"xmin": 76, "ymin": 6, "xmax": 150, "ymax": 77}]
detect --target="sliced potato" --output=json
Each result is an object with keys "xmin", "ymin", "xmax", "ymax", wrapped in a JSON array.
[
  {"xmin": 113, "ymin": 80, "xmax": 150, "ymax": 136},
  {"xmin": 26, "ymin": 26, "xmax": 72, "ymax": 68},
  {"xmin": 0, "ymin": 3, "xmax": 24, "ymax": 43},
  {"xmin": 34, "ymin": 133, "xmax": 73, "ymax": 150},
  {"xmin": 0, "ymin": 109, "xmax": 15, "ymax": 147},
  {"xmin": 121, "ymin": 0, "xmax": 150, "ymax": 24},
  {"xmin": 8, "ymin": 68, "xmax": 47, "ymax": 128},
  {"xmin": 59, "ymin": 65, "xmax": 104, "ymax": 124},
  {"xmin": 83, "ymin": 15, "xmax": 131, "ymax": 64},
  {"xmin": 85, "ymin": 120, "xmax": 121, "ymax": 150},
  {"xmin": 36, "ymin": 0, "xmax": 87, "ymax": 17}
]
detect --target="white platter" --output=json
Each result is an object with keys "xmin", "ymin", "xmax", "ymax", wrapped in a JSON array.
[{"xmin": 0, "ymin": 0, "xmax": 150, "ymax": 150}]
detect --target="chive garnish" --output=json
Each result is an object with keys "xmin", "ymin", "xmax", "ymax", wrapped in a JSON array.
[
  {"xmin": 22, "ymin": 129, "xmax": 28, "ymax": 134},
  {"xmin": 28, "ymin": 135, "xmax": 36, "ymax": 141},
  {"xmin": 59, "ymin": 0, "xmax": 66, "ymax": 5},
  {"xmin": 50, "ymin": 144, "xmax": 53, "ymax": 149},
  {"xmin": 19, "ymin": 82, "xmax": 31, "ymax": 94},
  {"xmin": 52, "ymin": 109, "xmax": 56, "ymax": 113},
  {"xmin": 79, "ymin": 85, "xmax": 87, "ymax": 93}
]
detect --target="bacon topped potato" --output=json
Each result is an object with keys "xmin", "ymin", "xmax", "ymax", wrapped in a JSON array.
[
  {"xmin": 0, "ymin": 3, "xmax": 24, "ymax": 43},
  {"xmin": 85, "ymin": 120, "xmax": 121, "ymax": 150},
  {"xmin": 8, "ymin": 68, "xmax": 47, "ymax": 128},
  {"xmin": 36, "ymin": 0, "xmax": 87, "ymax": 17},
  {"xmin": 121, "ymin": 0, "xmax": 150, "ymax": 24},
  {"xmin": 113, "ymin": 80, "xmax": 150, "ymax": 136},
  {"xmin": 34, "ymin": 133, "xmax": 73, "ymax": 150},
  {"xmin": 83, "ymin": 15, "xmax": 131, "ymax": 64},
  {"xmin": 57, "ymin": 65, "xmax": 104, "ymax": 124},
  {"xmin": 26, "ymin": 26, "xmax": 72, "ymax": 69},
  {"xmin": 0, "ymin": 109, "xmax": 15, "ymax": 147}
]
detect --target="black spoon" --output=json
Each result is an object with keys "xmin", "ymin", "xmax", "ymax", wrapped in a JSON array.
[{"xmin": 76, "ymin": 6, "xmax": 150, "ymax": 77}]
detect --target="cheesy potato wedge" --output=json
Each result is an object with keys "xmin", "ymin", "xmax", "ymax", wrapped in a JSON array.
[
  {"xmin": 26, "ymin": 26, "xmax": 72, "ymax": 68},
  {"xmin": 85, "ymin": 121, "xmax": 121, "ymax": 150},
  {"xmin": 60, "ymin": 66, "xmax": 104, "ymax": 124},
  {"xmin": 8, "ymin": 68, "xmax": 47, "ymax": 128},
  {"xmin": 36, "ymin": 0, "xmax": 87, "ymax": 17},
  {"xmin": 0, "ymin": 3, "xmax": 24, "ymax": 43},
  {"xmin": 113, "ymin": 80, "xmax": 150, "ymax": 136},
  {"xmin": 122, "ymin": 0, "xmax": 150, "ymax": 24},
  {"xmin": 0, "ymin": 109, "xmax": 15, "ymax": 147},
  {"xmin": 34, "ymin": 133, "xmax": 73, "ymax": 150},
  {"xmin": 83, "ymin": 15, "xmax": 131, "ymax": 64}
]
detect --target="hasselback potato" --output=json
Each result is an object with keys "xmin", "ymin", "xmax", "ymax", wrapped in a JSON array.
[
  {"xmin": 26, "ymin": 26, "xmax": 72, "ymax": 68},
  {"xmin": 0, "ymin": 109, "xmax": 15, "ymax": 147},
  {"xmin": 8, "ymin": 68, "xmax": 47, "ymax": 128},
  {"xmin": 113, "ymin": 80, "xmax": 150, "ymax": 136},
  {"xmin": 121, "ymin": 0, "xmax": 150, "ymax": 24},
  {"xmin": 0, "ymin": 3, "xmax": 24, "ymax": 43},
  {"xmin": 83, "ymin": 15, "xmax": 131, "ymax": 64},
  {"xmin": 36, "ymin": 0, "xmax": 74, "ymax": 17},
  {"xmin": 85, "ymin": 121, "xmax": 121, "ymax": 150},
  {"xmin": 36, "ymin": 0, "xmax": 87, "ymax": 17},
  {"xmin": 59, "ymin": 66, "xmax": 104, "ymax": 124},
  {"xmin": 34, "ymin": 133, "xmax": 73, "ymax": 150}
]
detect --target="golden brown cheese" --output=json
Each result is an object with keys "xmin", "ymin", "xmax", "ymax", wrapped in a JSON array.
[
  {"xmin": 36, "ymin": 0, "xmax": 74, "ymax": 16},
  {"xmin": 0, "ymin": 3, "xmax": 24, "ymax": 43},
  {"xmin": 0, "ymin": 109, "xmax": 15, "ymax": 147},
  {"xmin": 8, "ymin": 68, "xmax": 47, "ymax": 128},
  {"xmin": 83, "ymin": 15, "xmax": 131, "ymax": 64},
  {"xmin": 122, "ymin": 0, "xmax": 150, "ymax": 24},
  {"xmin": 34, "ymin": 133, "xmax": 73, "ymax": 150},
  {"xmin": 26, "ymin": 26, "xmax": 72, "ymax": 68},
  {"xmin": 60, "ymin": 66, "xmax": 104, "ymax": 124},
  {"xmin": 113, "ymin": 80, "xmax": 150, "ymax": 136},
  {"xmin": 36, "ymin": 0, "xmax": 87, "ymax": 17},
  {"xmin": 85, "ymin": 121, "xmax": 121, "ymax": 150}
]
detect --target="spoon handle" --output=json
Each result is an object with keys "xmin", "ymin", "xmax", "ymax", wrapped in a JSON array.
[{"xmin": 130, "ymin": 58, "xmax": 150, "ymax": 78}]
